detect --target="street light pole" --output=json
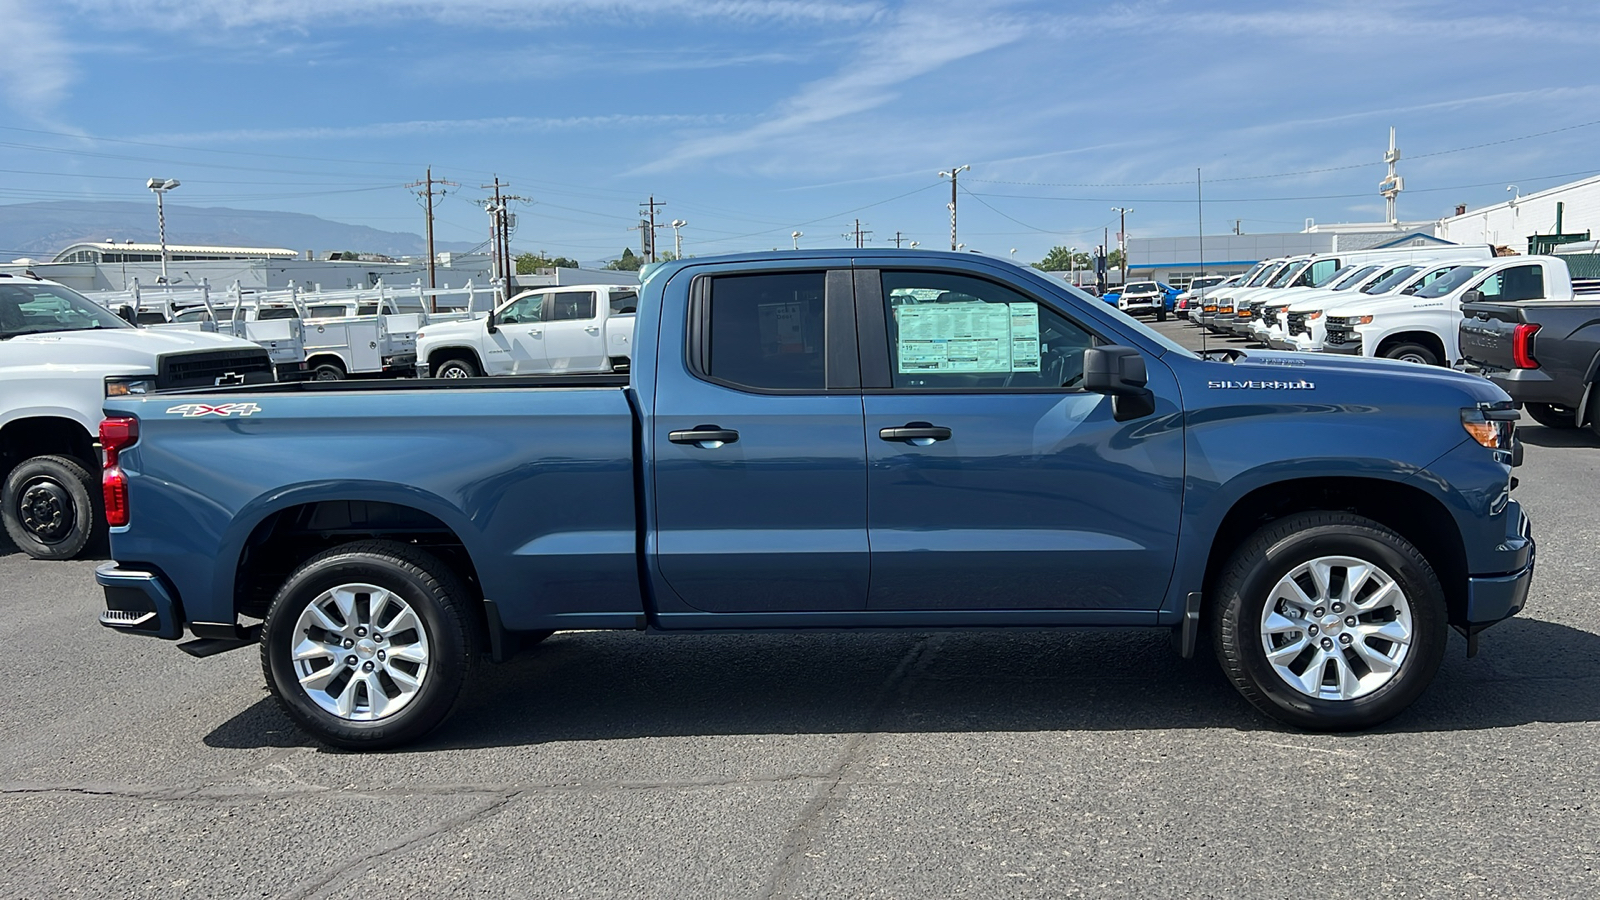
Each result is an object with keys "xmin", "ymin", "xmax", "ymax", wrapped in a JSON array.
[
  {"xmin": 1111, "ymin": 207, "xmax": 1133, "ymax": 287},
  {"xmin": 939, "ymin": 164, "xmax": 969, "ymax": 250},
  {"xmin": 791, "ymin": 231, "xmax": 803, "ymax": 250},
  {"xmin": 1069, "ymin": 246, "xmax": 1076, "ymax": 286},
  {"xmin": 671, "ymin": 219, "xmax": 686, "ymax": 259},
  {"xmin": 146, "ymin": 178, "xmax": 180, "ymax": 284}
]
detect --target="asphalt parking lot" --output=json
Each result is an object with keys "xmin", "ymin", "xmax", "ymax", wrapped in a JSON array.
[{"xmin": 3, "ymin": 328, "xmax": 1598, "ymax": 899}]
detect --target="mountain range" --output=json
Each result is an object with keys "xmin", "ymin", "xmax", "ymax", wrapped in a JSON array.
[{"xmin": 0, "ymin": 201, "xmax": 479, "ymax": 261}]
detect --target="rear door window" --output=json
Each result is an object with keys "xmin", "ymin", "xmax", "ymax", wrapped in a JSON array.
[
  {"xmin": 549, "ymin": 291, "xmax": 597, "ymax": 321},
  {"xmin": 703, "ymin": 271, "xmax": 827, "ymax": 391},
  {"xmin": 1473, "ymin": 265, "xmax": 1545, "ymax": 302}
]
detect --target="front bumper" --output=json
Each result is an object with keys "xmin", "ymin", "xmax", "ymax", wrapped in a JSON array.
[
  {"xmin": 1466, "ymin": 508, "xmax": 1535, "ymax": 628},
  {"xmin": 97, "ymin": 563, "xmax": 184, "ymax": 640},
  {"xmin": 1322, "ymin": 336, "xmax": 1363, "ymax": 355}
]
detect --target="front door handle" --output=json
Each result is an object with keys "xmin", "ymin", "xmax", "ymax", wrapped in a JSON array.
[
  {"xmin": 669, "ymin": 426, "xmax": 740, "ymax": 448},
  {"xmin": 584, "ymin": 325, "xmax": 600, "ymax": 333},
  {"xmin": 879, "ymin": 423, "xmax": 952, "ymax": 445}
]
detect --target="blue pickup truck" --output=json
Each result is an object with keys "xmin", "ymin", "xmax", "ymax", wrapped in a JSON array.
[{"xmin": 95, "ymin": 250, "xmax": 1534, "ymax": 748}]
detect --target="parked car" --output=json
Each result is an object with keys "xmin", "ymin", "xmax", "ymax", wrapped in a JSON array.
[
  {"xmin": 95, "ymin": 250, "xmax": 1533, "ymax": 749},
  {"xmin": 0, "ymin": 272, "xmax": 273, "ymax": 559},
  {"xmin": 416, "ymin": 284, "xmax": 637, "ymax": 377},
  {"xmin": 1117, "ymin": 281, "xmax": 1170, "ymax": 320},
  {"xmin": 1457, "ymin": 294, "xmax": 1600, "ymax": 434},
  {"xmin": 1174, "ymin": 276, "xmax": 1230, "ymax": 319}
]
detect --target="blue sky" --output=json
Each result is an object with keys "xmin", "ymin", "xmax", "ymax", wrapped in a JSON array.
[{"xmin": 3, "ymin": 0, "xmax": 1600, "ymax": 265}]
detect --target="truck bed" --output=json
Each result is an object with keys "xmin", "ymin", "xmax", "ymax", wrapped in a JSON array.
[{"xmin": 1460, "ymin": 299, "xmax": 1600, "ymax": 411}]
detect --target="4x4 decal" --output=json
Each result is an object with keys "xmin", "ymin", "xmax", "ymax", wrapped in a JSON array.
[{"xmin": 165, "ymin": 402, "xmax": 263, "ymax": 418}]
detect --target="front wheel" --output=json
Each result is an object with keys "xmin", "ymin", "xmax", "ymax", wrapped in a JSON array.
[
  {"xmin": 261, "ymin": 541, "xmax": 480, "ymax": 749},
  {"xmin": 432, "ymin": 357, "xmax": 479, "ymax": 379},
  {"xmin": 1212, "ymin": 512, "xmax": 1446, "ymax": 731},
  {"xmin": 1523, "ymin": 402, "xmax": 1579, "ymax": 429},
  {"xmin": 1, "ymin": 455, "xmax": 101, "ymax": 560},
  {"xmin": 1381, "ymin": 342, "xmax": 1440, "ymax": 366}
]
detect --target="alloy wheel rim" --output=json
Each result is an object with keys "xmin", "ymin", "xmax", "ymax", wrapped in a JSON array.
[
  {"xmin": 291, "ymin": 582, "xmax": 431, "ymax": 721},
  {"xmin": 18, "ymin": 478, "xmax": 74, "ymax": 543},
  {"xmin": 440, "ymin": 365, "xmax": 470, "ymax": 378},
  {"xmin": 1259, "ymin": 555, "xmax": 1413, "ymax": 701}
]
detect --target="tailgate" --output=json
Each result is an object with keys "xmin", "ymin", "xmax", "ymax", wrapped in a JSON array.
[{"xmin": 1458, "ymin": 302, "xmax": 1525, "ymax": 370}]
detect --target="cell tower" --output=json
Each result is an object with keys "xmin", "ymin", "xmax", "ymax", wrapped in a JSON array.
[{"xmin": 1379, "ymin": 126, "xmax": 1404, "ymax": 226}]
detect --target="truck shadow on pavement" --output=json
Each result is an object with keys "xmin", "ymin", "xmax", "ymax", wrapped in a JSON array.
[
  {"xmin": 204, "ymin": 615, "xmax": 1600, "ymax": 752},
  {"xmin": 1517, "ymin": 425, "xmax": 1600, "ymax": 448}
]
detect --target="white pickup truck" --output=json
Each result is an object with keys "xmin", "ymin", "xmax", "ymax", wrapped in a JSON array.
[
  {"xmin": 1317, "ymin": 255, "xmax": 1585, "ymax": 366},
  {"xmin": 416, "ymin": 284, "xmax": 637, "ymax": 377},
  {"xmin": 0, "ymin": 272, "xmax": 274, "ymax": 558}
]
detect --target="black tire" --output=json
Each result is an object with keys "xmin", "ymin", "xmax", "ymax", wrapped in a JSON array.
[
  {"xmin": 1523, "ymin": 402, "xmax": 1579, "ymax": 429},
  {"xmin": 1, "ymin": 455, "xmax": 101, "ymax": 560},
  {"xmin": 311, "ymin": 361, "xmax": 346, "ymax": 381},
  {"xmin": 432, "ymin": 357, "xmax": 478, "ymax": 379},
  {"xmin": 261, "ymin": 540, "xmax": 481, "ymax": 749},
  {"xmin": 1211, "ymin": 511, "xmax": 1447, "ymax": 731},
  {"xmin": 1590, "ymin": 388, "xmax": 1600, "ymax": 441},
  {"xmin": 1381, "ymin": 342, "xmax": 1440, "ymax": 366},
  {"xmin": 1156, "ymin": 307, "xmax": 1168, "ymax": 322}
]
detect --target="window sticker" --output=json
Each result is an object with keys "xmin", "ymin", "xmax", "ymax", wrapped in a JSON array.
[
  {"xmin": 758, "ymin": 301, "xmax": 813, "ymax": 354},
  {"xmin": 895, "ymin": 302, "xmax": 1041, "ymax": 373}
]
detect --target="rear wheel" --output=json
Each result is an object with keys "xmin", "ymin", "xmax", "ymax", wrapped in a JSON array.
[
  {"xmin": 262, "ymin": 541, "xmax": 480, "ymax": 749},
  {"xmin": 1, "ymin": 455, "xmax": 101, "ymax": 560},
  {"xmin": 1524, "ymin": 402, "xmax": 1579, "ymax": 429},
  {"xmin": 1381, "ymin": 342, "xmax": 1440, "ymax": 366},
  {"xmin": 433, "ymin": 357, "xmax": 478, "ymax": 379},
  {"xmin": 311, "ymin": 361, "xmax": 346, "ymax": 381},
  {"xmin": 1212, "ymin": 512, "xmax": 1446, "ymax": 731}
]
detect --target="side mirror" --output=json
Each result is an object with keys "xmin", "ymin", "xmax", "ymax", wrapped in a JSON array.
[
  {"xmin": 1460, "ymin": 289, "xmax": 1484, "ymax": 306},
  {"xmin": 1083, "ymin": 345, "xmax": 1154, "ymax": 421},
  {"xmin": 486, "ymin": 310, "xmax": 498, "ymax": 334}
]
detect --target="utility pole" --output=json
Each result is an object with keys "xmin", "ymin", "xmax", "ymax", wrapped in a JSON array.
[
  {"xmin": 406, "ymin": 167, "xmax": 457, "ymax": 299},
  {"xmin": 640, "ymin": 196, "xmax": 666, "ymax": 262},
  {"xmin": 1110, "ymin": 207, "xmax": 1133, "ymax": 287},
  {"xmin": 939, "ymin": 165, "xmax": 969, "ymax": 250},
  {"xmin": 843, "ymin": 219, "xmax": 872, "ymax": 249},
  {"xmin": 892, "ymin": 231, "xmax": 906, "ymax": 248},
  {"xmin": 480, "ymin": 177, "xmax": 529, "ymax": 290}
]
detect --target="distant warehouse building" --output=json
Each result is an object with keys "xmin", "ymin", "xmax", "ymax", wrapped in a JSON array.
[{"xmin": 1436, "ymin": 173, "xmax": 1600, "ymax": 254}]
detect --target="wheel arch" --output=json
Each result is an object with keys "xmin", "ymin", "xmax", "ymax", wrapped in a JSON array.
[
  {"xmin": 425, "ymin": 344, "xmax": 483, "ymax": 373},
  {"xmin": 0, "ymin": 413, "xmax": 99, "ymax": 480},
  {"xmin": 1200, "ymin": 476, "xmax": 1468, "ymax": 629},
  {"xmin": 1375, "ymin": 330, "xmax": 1447, "ymax": 364},
  {"xmin": 305, "ymin": 353, "xmax": 349, "ymax": 373},
  {"xmin": 221, "ymin": 488, "xmax": 491, "ymax": 640}
]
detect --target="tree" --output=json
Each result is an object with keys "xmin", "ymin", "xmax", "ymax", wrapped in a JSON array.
[
  {"xmin": 1032, "ymin": 246, "xmax": 1092, "ymax": 272},
  {"xmin": 516, "ymin": 252, "xmax": 580, "ymax": 274},
  {"xmin": 605, "ymin": 247, "xmax": 642, "ymax": 271}
]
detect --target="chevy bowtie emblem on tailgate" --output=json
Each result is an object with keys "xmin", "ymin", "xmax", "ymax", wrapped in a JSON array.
[
  {"xmin": 165, "ymin": 402, "xmax": 263, "ymax": 418},
  {"xmin": 1207, "ymin": 380, "xmax": 1315, "ymax": 390}
]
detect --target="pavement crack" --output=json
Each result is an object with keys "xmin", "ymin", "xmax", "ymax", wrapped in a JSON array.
[
  {"xmin": 291, "ymin": 790, "xmax": 523, "ymax": 900},
  {"xmin": 756, "ymin": 633, "xmax": 944, "ymax": 900}
]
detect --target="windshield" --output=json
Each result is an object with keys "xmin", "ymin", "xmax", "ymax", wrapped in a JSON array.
[
  {"xmin": 1125, "ymin": 282, "xmax": 1158, "ymax": 292},
  {"xmin": 1399, "ymin": 265, "xmax": 1462, "ymax": 295},
  {"xmin": 1411, "ymin": 265, "xmax": 1486, "ymax": 299},
  {"xmin": 1360, "ymin": 266, "xmax": 1420, "ymax": 295},
  {"xmin": 1190, "ymin": 277, "xmax": 1224, "ymax": 289},
  {"xmin": 1310, "ymin": 264, "xmax": 1348, "ymax": 288},
  {"xmin": 1331, "ymin": 265, "xmax": 1380, "ymax": 290},
  {"xmin": 1268, "ymin": 261, "xmax": 1309, "ymax": 288},
  {"xmin": 0, "ymin": 282, "xmax": 131, "ymax": 339},
  {"xmin": 1245, "ymin": 264, "xmax": 1283, "ymax": 287}
]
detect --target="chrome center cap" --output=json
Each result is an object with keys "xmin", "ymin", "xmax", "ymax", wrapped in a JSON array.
[
  {"xmin": 1321, "ymin": 615, "xmax": 1342, "ymax": 634},
  {"xmin": 356, "ymin": 639, "xmax": 377, "ymax": 658}
]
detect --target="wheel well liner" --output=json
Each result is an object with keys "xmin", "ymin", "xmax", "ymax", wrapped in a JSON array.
[
  {"xmin": 305, "ymin": 354, "xmax": 347, "ymax": 372},
  {"xmin": 427, "ymin": 346, "xmax": 483, "ymax": 371},
  {"xmin": 1203, "ymin": 477, "xmax": 1468, "ymax": 625},
  {"xmin": 234, "ymin": 500, "xmax": 488, "ymax": 636},
  {"xmin": 0, "ymin": 416, "xmax": 98, "ymax": 479}
]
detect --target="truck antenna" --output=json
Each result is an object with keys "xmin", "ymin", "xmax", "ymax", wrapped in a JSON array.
[{"xmin": 1197, "ymin": 167, "xmax": 1207, "ymax": 357}]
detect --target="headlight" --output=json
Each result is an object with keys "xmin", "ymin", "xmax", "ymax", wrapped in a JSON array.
[
  {"xmin": 1461, "ymin": 404, "xmax": 1517, "ymax": 454},
  {"xmin": 1353, "ymin": 315, "xmax": 1374, "ymax": 325},
  {"xmin": 105, "ymin": 376, "xmax": 155, "ymax": 397},
  {"xmin": 1307, "ymin": 311, "xmax": 1323, "ymax": 320}
]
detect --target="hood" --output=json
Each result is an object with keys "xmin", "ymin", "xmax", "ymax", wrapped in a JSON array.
[
  {"xmin": 416, "ymin": 318, "xmax": 482, "ymax": 340},
  {"xmin": 1206, "ymin": 346, "xmax": 1506, "ymax": 403},
  {"xmin": 4, "ymin": 326, "xmax": 259, "ymax": 363}
]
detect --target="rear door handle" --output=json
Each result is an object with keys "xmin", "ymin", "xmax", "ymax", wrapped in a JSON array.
[
  {"xmin": 879, "ymin": 423, "xmax": 952, "ymax": 444},
  {"xmin": 669, "ymin": 426, "xmax": 740, "ymax": 448}
]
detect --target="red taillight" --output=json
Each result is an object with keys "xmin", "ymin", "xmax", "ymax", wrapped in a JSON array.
[
  {"xmin": 99, "ymin": 416, "xmax": 138, "ymax": 527},
  {"xmin": 1512, "ymin": 323, "xmax": 1541, "ymax": 369}
]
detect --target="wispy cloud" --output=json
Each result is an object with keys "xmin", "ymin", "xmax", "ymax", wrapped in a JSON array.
[
  {"xmin": 0, "ymin": 0, "xmax": 76, "ymax": 115},
  {"xmin": 62, "ymin": 0, "xmax": 881, "ymax": 30},
  {"xmin": 150, "ymin": 113, "xmax": 742, "ymax": 144},
  {"xmin": 638, "ymin": 1, "xmax": 1025, "ymax": 173}
]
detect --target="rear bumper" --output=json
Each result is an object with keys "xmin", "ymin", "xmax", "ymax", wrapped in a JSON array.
[
  {"xmin": 1477, "ymin": 365, "xmax": 1577, "ymax": 407},
  {"xmin": 96, "ymin": 563, "xmax": 184, "ymax": 640}
]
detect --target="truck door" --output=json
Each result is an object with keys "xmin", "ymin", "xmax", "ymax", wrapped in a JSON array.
[
  {"xmin": 541, "ymin": 290, "xmax": 607, "ymax": 371},
  {"xmin": 651, "ymin": 268, "xmax": 869, "ymax": 614},
  {"xmin": 856, "ymin": 266, "xmax": 1184, "ymax": 612},
  {"xmin": 485, "ymin": 291, "xmax": 549, "ymax": 374}
]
